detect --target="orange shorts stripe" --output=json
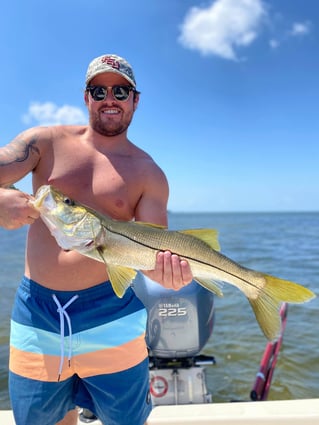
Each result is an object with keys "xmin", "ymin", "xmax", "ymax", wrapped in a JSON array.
[{"xmin": 10, "ymin": 333, "xmax": 148, "ymax": 382}]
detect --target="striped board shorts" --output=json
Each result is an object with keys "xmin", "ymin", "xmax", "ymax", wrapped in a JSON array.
[{"xmin": 9, "ymin": 276, "xmax": 152, "ymax": 425}]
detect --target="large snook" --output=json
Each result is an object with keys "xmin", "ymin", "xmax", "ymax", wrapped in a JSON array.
[{"xmin": 31, "ymin": 185, "xmax": 315, "ymax": 341}]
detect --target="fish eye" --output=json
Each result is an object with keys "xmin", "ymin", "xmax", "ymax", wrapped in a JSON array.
[{"xmin": 63, "ymin": 197, "xmax": 75, "ymax": 206}]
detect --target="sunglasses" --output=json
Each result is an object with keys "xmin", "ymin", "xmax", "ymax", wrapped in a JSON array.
[{"xmin": 86, "ymin": 85, "xmax": 136, "ymax": 102}]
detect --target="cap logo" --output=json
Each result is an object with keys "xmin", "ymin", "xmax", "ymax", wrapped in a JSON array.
[{"xmin": 101, "ymin": 56, "xmax": 120, "ymax": 70}]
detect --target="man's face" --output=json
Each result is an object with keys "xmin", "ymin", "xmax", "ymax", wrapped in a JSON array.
[{"xmin": 85, "ymin": 73, "xmax": 139, "ymax": 137}]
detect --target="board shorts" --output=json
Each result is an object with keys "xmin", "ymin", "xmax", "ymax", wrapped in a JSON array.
[{"xmin": 9, "ymin": 276, "xmax": 152, "ymax": 425}]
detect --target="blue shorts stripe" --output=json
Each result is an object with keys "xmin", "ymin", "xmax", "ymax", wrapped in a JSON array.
[
  {"xmin": 11, "ymin": 276, "xmax": 145, "ymax": 334},
  {"xmin": 10, "ymin": 307, "xmax": 147, "ymax": 356}
]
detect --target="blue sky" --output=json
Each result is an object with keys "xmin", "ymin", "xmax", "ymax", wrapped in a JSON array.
[{"xmin": 1, "ymin": 0, "xmax": 318, "ymax": 212}]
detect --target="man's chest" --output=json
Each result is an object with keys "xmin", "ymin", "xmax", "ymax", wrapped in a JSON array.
[{"xmin": 46, "ymin": 151, "xmax": 142, "ymax": 219}]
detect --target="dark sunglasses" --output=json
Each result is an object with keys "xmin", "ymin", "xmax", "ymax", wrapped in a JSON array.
[{"xmin": 86, "ymin": 85, "xmax": 136, "ymax": 102}]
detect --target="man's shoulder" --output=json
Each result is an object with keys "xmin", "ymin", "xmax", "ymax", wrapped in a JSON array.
[
  {"xmin": 129, "ymin": 141, "xmax": 156, "ymax": 163},
  {"xmin": 44, "ymin": 125, "xmax": 89, "ymax": 145},
  {"xmin": 51, "ymin": 124, "xmax": 88, "ymax": 136},
  {"xmin": 23, "ymin": 124, "xmax": 88, "ymax": 139}
]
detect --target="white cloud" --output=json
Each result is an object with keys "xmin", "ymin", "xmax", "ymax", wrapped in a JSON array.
[
  {"xmin": 269, "ymin": 20, "xmax": 312, "ymax": 50},
  {"xmin": 22, "ymin": 102, "xmax": 87, "ymax": 126},
  {"xmin": 179, "ymin": 0, "xmax": 267, "ymax": 60},
  {"xmin": 290, "ymin": 21, "xmax": 311, "ymax": 37}
]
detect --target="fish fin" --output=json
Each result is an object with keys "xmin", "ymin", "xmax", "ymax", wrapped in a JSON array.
[
  {"xmin": 107, "ymin": 264, "xmax": 137, "ymax": 298},
  {"xmin": 194, "ymin": 278, "xmax": 224, "ymax": 297},
  {"xmin": 179, "ymin": 229, "xmax": 220, "ymax": 252},
  {"xmin": 249, "ymin": 274, "xmax": 316, "ymax": 341},
  {"xmin": 135, "ymin": 221, "xmax": 167, "ymax": 229},
  {"xmin": 248, "ymin": 297, "xmax": 282, "ymax": 342}
]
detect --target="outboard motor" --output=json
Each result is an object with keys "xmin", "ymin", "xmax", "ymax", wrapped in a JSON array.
[
  {"xmin": 79, "ymin": 275, "xmax": 216, "ymax": 422},
  {"xmin": 133, "ymin": 274, "xmax": 216, "ymax": 406}
]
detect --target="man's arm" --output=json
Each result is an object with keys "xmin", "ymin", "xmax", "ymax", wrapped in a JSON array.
[
  {"xmin": 0, "ymin": 128, "xmax": 41, "ymax": 187},
  {"xmin": 0, "ymin": 128, "xmax": 42, "ymax": 229},
  {"xmin": 134, "ymin": 164, "xmax": 193, "ymax": 291}
]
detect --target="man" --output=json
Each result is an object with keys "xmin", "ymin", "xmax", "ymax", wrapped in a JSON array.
[{"xmin": 0, "ymin": 54, "xmax": 192, "ymax": 425}]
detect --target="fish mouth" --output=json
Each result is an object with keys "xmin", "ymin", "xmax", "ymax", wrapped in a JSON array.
[{"xmin": 32, "ymin": 185, "xmax": 52, "ymax": 209}]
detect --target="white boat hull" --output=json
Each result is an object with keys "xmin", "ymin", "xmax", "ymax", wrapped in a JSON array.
[{"xmin": 1, "ymin": 398, "xmax": 318, "ymax": 424}]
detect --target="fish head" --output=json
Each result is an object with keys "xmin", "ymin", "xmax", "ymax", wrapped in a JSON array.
[
  {"xmin": 32, "ymin": 185, "xmax": 102, "ymax": 251},
  {"xmin": 33, "ymin": 185, "xmax": 88, "ymax": 225}
]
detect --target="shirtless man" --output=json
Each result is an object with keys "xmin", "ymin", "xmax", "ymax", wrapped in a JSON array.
[{"xmin": 0, "ymin": 54, "xmax": 192, "ymax": 425}]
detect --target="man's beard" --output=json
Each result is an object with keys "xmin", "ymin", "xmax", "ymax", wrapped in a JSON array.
[{"xmin": 90, "ymin": 111, "xmax": 133, "ymax": 137}]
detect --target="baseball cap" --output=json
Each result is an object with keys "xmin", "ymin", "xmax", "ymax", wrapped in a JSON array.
[{"xmin": 85, "ymin": 54, "xmax": 136, "ymax": 88}]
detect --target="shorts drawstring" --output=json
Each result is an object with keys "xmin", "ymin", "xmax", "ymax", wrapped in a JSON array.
[{"xmin": 52, "ymin": 294, "xmax": 79, "ymax": 381}]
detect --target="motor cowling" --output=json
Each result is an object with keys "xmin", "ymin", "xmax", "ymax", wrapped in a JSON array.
[{"xmin": 133, "ymin": 274, "xmax": 215, "ymax": 359}]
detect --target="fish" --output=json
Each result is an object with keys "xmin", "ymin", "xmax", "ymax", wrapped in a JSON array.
[{"xmin": 31, "ymin": 185, "xmax": 316, "ymax": 341}]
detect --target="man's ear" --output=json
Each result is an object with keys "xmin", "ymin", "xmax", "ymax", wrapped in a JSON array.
[
  {"xmin": 133, "ymin": 92, "xmax": 140, "ymax": 111},
  {"xmin": 84, "ymin": 90, "xmax": 89, "ymax": 105}
]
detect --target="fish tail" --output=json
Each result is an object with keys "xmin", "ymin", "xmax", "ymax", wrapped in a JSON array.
[{"xmin": 249, "ymin": 274, "xmax": 315, "ymax": 341}]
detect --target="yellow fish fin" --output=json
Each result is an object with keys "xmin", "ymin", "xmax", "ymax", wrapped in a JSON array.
[
  {"xmin": 135, "ymin": 221, "xmax": 167, "ymax": 229},
  {"xmin": 249, "ymin": 274, "xmax": 316, "ymax": 341},
  {"xmin": 179, "ymin": 229, "xmax": 220, "ymax": 251},
  {"xmin": 248, "ymin": 297, "xmax": 282, "ymax": 342},
  {"xmin": 194, "ymin": 278, "xmax": 224, "ymax": 297},
  {"xmin": 107, "ymin": 264, "xmax": 137, "ymax": 298}
]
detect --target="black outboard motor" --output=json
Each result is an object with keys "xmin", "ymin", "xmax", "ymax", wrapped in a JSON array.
[{"xmin": 133, "ymin": 274, "xmax": 216, "ymax": 406}]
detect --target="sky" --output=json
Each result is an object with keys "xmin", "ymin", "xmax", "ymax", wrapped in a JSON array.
[{"xmin": 0, "ymin": 0, "xmax": 318, "ymax": 212}]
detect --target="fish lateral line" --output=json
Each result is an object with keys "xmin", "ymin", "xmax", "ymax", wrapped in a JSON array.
[{"xmin": 100, "ymin": 222, "xmax": 261, "ymax": 291}]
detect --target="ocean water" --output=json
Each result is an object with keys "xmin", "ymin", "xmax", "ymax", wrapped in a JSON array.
[{"xmin": 0, "ymin": 212, "xmax": 318, "ymax": 409}]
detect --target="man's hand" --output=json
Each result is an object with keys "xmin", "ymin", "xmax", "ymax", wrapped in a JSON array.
[
  {"xmin": 0, "ymin": 188, "xmax": 40, "ymax": 229},
  {"xmin": 144, "ymin": 251, "xmax": 193, "ymax": 290}
]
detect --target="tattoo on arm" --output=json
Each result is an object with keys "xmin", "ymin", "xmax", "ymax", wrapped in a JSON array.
[{"xmin": 0, "ymin": 137, "xmax": 40, "ymax": 166}]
